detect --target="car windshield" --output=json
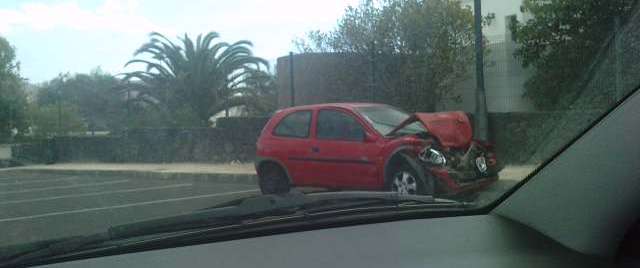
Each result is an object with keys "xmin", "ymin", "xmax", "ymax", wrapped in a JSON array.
[
  {"xmin": 0, "ymin": 0, "xmax": 638, "ymax": 263},
  {"xmin": 356, "ymin": 106, "xmax": 426, "ymax": 135}
]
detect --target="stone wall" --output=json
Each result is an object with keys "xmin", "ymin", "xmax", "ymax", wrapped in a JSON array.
[{"xmin": 12, "ymin": 117, "xmax": 269, "ymax": 164}]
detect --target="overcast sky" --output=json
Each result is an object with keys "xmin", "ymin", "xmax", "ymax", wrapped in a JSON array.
[{"xmin": 0, "ymin": 0, "xmax": 359, "ymax": 83}]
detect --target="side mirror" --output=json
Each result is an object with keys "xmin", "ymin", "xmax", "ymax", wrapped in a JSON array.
[{"xmin": 363, "ymin": 132, "xmax": 378, "ymax": 143}]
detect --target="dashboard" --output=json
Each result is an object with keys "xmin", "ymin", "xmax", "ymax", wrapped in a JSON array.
[{"xmin": 44, "ymin": 214, "xmax": 606, "ymax": 268}]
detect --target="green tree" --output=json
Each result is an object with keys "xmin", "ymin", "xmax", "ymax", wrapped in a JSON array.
[
  {"xmin": 294, "ymin": 0, "xmax": 482, "ymax": 112},
  {"xmin": 122, "ymin": 32, "xmax": 269, "ymax": 127},
  {"xmin": 28, "ymin": 103, "xmax": 86, "ymax": 138},
  {"xmin": 238, "ymin": 68, "xmax": 278, "ymax": 116},
  {"xmin": 0, "ymin": 36, "xmax": 29, "ymax": 142},
  {"xmin": 36, "ymin": 69, "xmax": 127, "ymax": 132},
  {"xmin": 509, "ymin": 0, "xmax": 638, "ymax": 110}
]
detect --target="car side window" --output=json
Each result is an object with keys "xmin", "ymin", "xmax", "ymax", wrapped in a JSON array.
[
  {"xmin": 273, "ymin": 110, "xmax": 312, "ymax": 138},
  {"xmin": 317, "ymin": 109, "xmax": 365, "ymax": 141}
]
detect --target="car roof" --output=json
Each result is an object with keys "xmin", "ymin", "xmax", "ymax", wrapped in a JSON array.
[{"xmin": 278, "ymin": 103, "xmax": 388, "ymax": 113}]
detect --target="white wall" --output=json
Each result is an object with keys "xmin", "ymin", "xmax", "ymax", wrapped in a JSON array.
[{"xmin": 447, "ymin": 0, "xmax": 535, "ymax": 113}]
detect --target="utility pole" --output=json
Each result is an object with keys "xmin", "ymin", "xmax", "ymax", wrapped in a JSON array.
[
  {"xmin": 368, "ymin": 41, "xmax": 376, "ymax": 102},
  {"xmin": 473, "ymin": 0, "xmax": 489, "ymax": 141},
  {"xmin": 225, "ymin": 96, "xmax": 229, "ymax": 118},
  {"xmin": 126, "ymin": 86, "xmax": 131, "ymax": 120},
  {"xmin": 57, "ymin": 82, "xmax": 63, "ymax": 136},
  {"xmin": 289, "ymin": 52, "xmax": 295, "ymax": 107},
  {"xmin": 8, "ymin": 100, "xmax": 13, "ymax": 141},
  {"xmin": 8, "ymin": 100, "xmax": 12, "ymax": 132}
]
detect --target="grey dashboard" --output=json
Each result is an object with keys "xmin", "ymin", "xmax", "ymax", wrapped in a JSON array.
[{"xmin": 44, "ymin": 215, "xmax": 606, "ymax": 268}]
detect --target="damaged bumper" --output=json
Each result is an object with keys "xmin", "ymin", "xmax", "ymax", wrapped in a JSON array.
[{"xmin": 428, "ymin": 165, "xmax": 501, "ymax": 196}]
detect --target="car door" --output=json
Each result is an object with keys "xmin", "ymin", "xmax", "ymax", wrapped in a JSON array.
[
  {"xmin": 269, "ymin": 110, "xmax": 314, "ymax": 185},
  {"xmin": 309, "ymin": 109, "xmax": 380, "ymax": 189}
]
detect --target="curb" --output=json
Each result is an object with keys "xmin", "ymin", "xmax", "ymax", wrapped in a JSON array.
[{"xmin": 0, "ymin": 169, "xmax": 258, "ymax": 185}]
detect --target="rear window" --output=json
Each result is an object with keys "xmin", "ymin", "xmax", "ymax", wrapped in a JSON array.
[{"xmin": 273, "ymin": 110, "xmax": 312, "ymax": 138}]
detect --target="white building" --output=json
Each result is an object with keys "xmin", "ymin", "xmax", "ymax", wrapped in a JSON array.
[{"xmin": 444, "ymin": 0, "xmax": 535, "ymax": 112}]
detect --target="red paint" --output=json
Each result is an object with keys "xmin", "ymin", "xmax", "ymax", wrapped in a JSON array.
[
  {"xmin": 413, "ymin": 112, "xmax": 472, "ymax": 148},
  {"xmin": 256, "ymin": 103, "xmax": 500, "ymax": 195}
]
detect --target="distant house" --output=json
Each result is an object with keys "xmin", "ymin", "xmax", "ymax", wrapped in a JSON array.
[{"xmin": 209, "ymin": 106, "xmax": 249, "ymax": 127}]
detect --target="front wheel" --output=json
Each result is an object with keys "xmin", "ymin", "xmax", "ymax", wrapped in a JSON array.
[
  {"xmin": 388, "ymin": 164, "xmax": 424, "ymax": 195},
  {"xmin": 385, "ymin": 154, "xmax": 434, "ymax": 195}
]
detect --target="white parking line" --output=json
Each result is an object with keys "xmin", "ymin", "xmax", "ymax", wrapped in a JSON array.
[
  {"xmin": 0, "ymin": 189, "xmax": 260, "ymax": 223},
  {"xmin": 0, "ymin": 183, "xmax": 194, "ymax": 205},
  {"xmin": 0, "ymin": 176, "xmax": 82, "ymax": 186},
  {"xmin": 0, "ymin": 180, "xmax": 130, "ymax": 195},
  {"xmin": 0, "ymin": 176, "xmax": 69, "ymax": 182}
]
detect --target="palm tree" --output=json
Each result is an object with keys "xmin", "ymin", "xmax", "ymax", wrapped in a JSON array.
[
  {"xmin": 240, "ymin": 68, "xmax": 278, "ymax": 116},
  {"xmin": 121, "ymin": 31, "xmax": 268, "ymax": 126}
]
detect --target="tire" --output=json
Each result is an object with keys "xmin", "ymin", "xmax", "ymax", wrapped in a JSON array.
[
  {"xmin": 385, "ymin": 155, "xmax": 434, "ymax": 196},
  {"xmin": 258, "ymin": 163, "xmax": 290, "ymax": 195}
]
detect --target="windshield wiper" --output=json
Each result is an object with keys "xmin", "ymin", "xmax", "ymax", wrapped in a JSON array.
[
  {"xmin": 108, "ymin": 191, "xmax": 469, "ymax": 238},
  {"xmin": 0, "ymin": 191, "xmax": 472, "ymax": 267}
]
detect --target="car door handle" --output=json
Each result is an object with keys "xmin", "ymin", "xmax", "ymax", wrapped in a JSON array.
[{"xmin": 311, "ymin": 147, "xmax": 320, "ymax": 153}]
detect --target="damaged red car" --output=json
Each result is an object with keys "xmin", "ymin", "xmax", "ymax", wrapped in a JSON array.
[{"xmin": 255, "ymin": 103, "xmax": 502, "ymax": 196}]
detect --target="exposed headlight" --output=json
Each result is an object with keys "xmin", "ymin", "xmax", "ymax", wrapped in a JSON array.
[{"xmin": 419, "ymin": 148, "xmax": 447, "ymax": 166}]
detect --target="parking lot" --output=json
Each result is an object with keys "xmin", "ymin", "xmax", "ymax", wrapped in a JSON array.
[
  {"xmin": 0, "ymin": 165, "xmax": 533, "ymax": 247},
  {"xmin": 0, "ymin": 172, "xmax": 259, "ymax": 247}
]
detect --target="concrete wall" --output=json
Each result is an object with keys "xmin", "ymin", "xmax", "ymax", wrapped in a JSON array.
[
  {"xmin": 277, "ymin": 48, "xmax": 534, "ymax": 113},
  {"xmin": 0, "ymin": 144, "xmax": 10, "ymax": 160},
  {"xmin": 461, "ymin": 0, "xmax": 528, "ymax": 42},
  {"xmin": 277, "ymin": 53, "xmax": 371, "ymax": 108}
]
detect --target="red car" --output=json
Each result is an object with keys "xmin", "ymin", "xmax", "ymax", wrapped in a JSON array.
[{"xmin": 255, "ymin": 103, "xmax": 501, "ymax": 196}]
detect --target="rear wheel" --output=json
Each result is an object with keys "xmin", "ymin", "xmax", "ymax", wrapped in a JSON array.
[{"xmin": 258, "ymin": 163, "xmax": 290, "ymax": 195}]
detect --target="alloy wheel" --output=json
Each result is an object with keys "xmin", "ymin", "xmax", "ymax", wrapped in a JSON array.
[{"xmin": 391, "ymin": 171, "xmax": 418, "ymax": 195}]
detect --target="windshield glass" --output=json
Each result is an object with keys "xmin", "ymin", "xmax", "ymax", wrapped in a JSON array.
[
  {"xmin": 356, "ymin": 106, "xmax": 426, "ymax": 135},
  {"xmin": 0, "ymin": 0, "xmax": 638, "ymax": 260}
]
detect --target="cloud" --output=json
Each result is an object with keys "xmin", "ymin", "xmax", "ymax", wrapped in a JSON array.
[{"xmin": 0, "ymin": 0, "xmax": 174, "ymax": 35}]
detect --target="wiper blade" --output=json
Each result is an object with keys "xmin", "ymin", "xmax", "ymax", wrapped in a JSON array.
[
  {"xmin": 0, "ymin": 194, "xmax": 303, "ymax": 267},
  {"xmin": 122, "ymin": 191, "xmax": 465, "ymax": 237},
  {"xmin": 0, "ymin": 191, "xmax": 471, "ymax": 266},
  {"xmin": 0, "ymin": 193, "xmax": 306, "ymax": 266},
  {"xmin": 0, "ymin": 233, "xmax": 111, "ymax": 267},
  {"xmin": 301, "ymin": 191, "xmax": 455, "ymax": 205},
  {"xmin": 110, "ymin": 193, "xmax": 306, "ymax": 238}
]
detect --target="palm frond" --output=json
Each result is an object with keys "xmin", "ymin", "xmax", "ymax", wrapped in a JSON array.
[{"xmin": 121, "ymin": 31, "xmax": 271, "ymax": 126}]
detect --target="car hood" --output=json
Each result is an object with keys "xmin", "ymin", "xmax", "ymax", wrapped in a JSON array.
[{"xmin": 389, "ymin": 111, "xmax": 473, "ymax": 148}]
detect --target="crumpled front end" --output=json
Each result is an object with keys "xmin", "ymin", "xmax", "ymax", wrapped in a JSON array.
[
  {"xmin": 395, "ymin": 111, "xmax": 502, "ymax": 195},
  {"xmin": 421, "ymin": 140, "xmax": 502, "ymax": 196}
]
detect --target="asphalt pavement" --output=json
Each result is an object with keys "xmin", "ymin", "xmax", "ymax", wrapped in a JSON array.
[
  {"xmin": 0, "ymin": 164, "xmax": 534, "ymax": 248},
  {"xmin": 0, "ymin": 172, "xmax": 259, "ymax": 247}
]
